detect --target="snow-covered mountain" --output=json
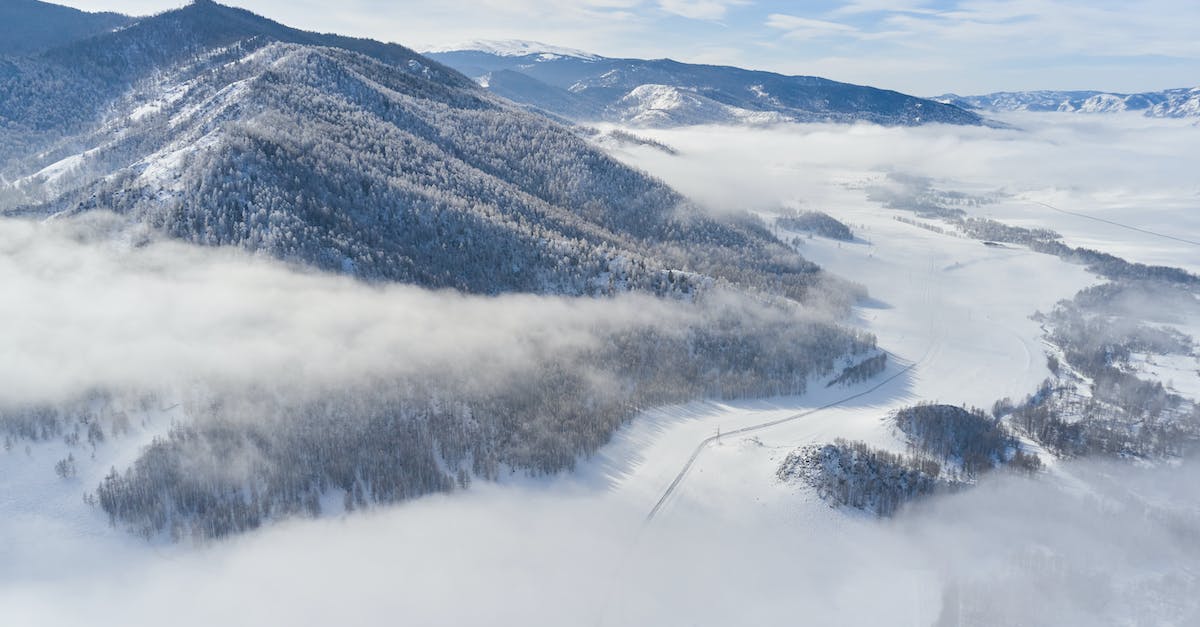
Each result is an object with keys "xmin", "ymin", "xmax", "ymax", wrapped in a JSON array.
[
  {"xmin": 426, "ymin": 42, "xmax": 983, "ymax": 127},
  {"xmin": 0, "ymin": 1, "xmax": 829, "ymax": 301},
  {"xmin": 612, "ymin": 84, "xmax": 790, "ymax": 127},
  {"xmin": 935, "ymin": 87, "xmax": 1200, "ymax": 118},
  {"xmin": 0, "ymin": 1, "xmax": 878, "ymax": 541}
]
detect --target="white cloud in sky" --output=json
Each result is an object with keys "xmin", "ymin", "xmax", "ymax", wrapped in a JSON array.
[
  {"xmin": 46, "ymin": 0, "xmax": 1200, "ymax": 104},
  {"xmin": 657, "ymin": 0, "xmax": 749, "ymax": 20},
  {"xmin": 765, "ymin": 13, "xmax": 860, "ymax": 39},
  {"xmin": 828, "ymin": 0, "xmax": 937, "ymax": 16}
]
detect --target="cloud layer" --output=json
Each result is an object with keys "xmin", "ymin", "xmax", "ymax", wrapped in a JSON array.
[
  {"xmin": 3, "ymin": 454, "xmax": 1196, "ymax": 625},
  {"xmin": 52, "ymin": 0, "xmax": 1200, "ymax": 94},
  {"xmin": 0, "ymin": 213, "xmax": 694, "ymax": 405},
  {"xmin": 599, "ymin": 113, "xmax": 1200, "ymax": 275}
]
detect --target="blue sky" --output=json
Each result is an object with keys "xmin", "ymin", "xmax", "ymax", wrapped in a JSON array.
[{"xmin": 56, "ymin": 0, "xmax": 1200, "ymax": 95}]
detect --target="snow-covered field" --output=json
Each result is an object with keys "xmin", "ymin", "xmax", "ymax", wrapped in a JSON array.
[{"xmin": 3, "ymin": 114, "xmax": 1200, "ymax": 625}]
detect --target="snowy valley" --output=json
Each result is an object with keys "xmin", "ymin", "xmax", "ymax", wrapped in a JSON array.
[{"xmin": 2, "ymin": 2, "xmax": 1199, "ymax": 626}]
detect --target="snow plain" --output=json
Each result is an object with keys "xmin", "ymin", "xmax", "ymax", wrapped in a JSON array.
[{"xmin": 3, "ymin": 113, "xmax": 1200, "ymax": 625}]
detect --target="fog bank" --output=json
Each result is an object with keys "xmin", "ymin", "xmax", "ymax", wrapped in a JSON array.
[{"xmin": 2, "ymin": 457, "xmax": 1196, "ymax": 626}]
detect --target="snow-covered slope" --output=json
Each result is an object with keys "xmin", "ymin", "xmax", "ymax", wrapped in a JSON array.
[
  {"xmin": 0, "ymin": 0, "xmax": 879, "ymax": 549},
  {"xmin": 2, "ymin": 1, "xmax": 828, "ymax": 301},
  {"xmin": 613, "ymin": 84, "xmax": 789, "ymax": 127},
  {"xmin": 1, "ymin": 6, "xmax": 1197, "ymax": 626},
  {"xmin": 7, "ymin": 114, "xmax": 1199, "ymax": 624}
]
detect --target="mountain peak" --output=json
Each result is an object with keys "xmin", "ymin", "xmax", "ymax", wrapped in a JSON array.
[{"xmin": 425, "ymin": 39, "xmax": 600, "ymax": 61}]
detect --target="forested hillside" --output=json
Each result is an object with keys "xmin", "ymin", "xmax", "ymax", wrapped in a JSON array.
[
  {"xmin": 3, "ymin": 2, "xmax": 839, "ymax": 302},
  {"xmin": 0, "ymin": 279, "xmax": 874, "ymax": 540},
  {"xmin": 94, "ymin": 295, "xmax": 873, "ymax": 540},
  {"xmin": 0, "ymin": 3, "xmax": 884, "ymax": 541}
]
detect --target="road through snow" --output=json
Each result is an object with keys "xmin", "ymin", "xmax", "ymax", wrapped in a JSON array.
[{"xmin": 645, "ymin": 350, "xmax": 925, "ymax": 522}]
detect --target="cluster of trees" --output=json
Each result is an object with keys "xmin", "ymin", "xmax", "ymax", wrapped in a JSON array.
[
  {"xmin": 1030, "ymin": 240, "xmax": 1200, "ymax": 286},
  {"xmin": 826, "ymin": 353, "xmax": 888, "ymax": 387},
  {"xmin": 93, "ymin": 296, "xmax": 876, "ymax": 540},
  {"xmin": 782, "ymin": 402, "xmax": 1045, "ymax": 517},
  {"xmin": 776, "ymin": 210, "xmax": 854, "ymax": 241},
  {"xmin": 870, "ymin": 177, "xmax": 1200, "ymax": 288},
  {"xmin": 1, "ymin": 390, "xmax": 137, "ymax": 446},
  {"xmin": 777, "ymin": 439, "xmax": 945, "ymax": 517},
  {"xmin": 54, "ymin": 453, "xmax": 78, "ymax": 479},
  {"xmin": 866, "ymin": 179, "xmax": 971, "ymax": 220},
  {"xmin": 893, "ymin": 403, "xmax": 1018, "ymax": 477},
  {"xmin": 959, "ymin": 216, "xmax": 1059, "ymax": 247},
  {"xmin": 1010, "ymin": 382, "xmax": 1200, "ymax": 458},
  {"xmin": 584, "ymin": 128, "xmax": 678, "ymax": 155},
  {"xmin": 1011, "ymin": 282, "xmax": 1200, "ymax": 458},
  {"xmin": 892, "ymin": 215, "xmax": 953, "ymax": 236}
]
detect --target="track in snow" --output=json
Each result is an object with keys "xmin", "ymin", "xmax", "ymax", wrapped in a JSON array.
[
  {"xmin": 1030, "ymin": 200, "xmax": 1200, "ymax": 248},
  {"xmin": 643, "ymin": 351, "xmax": 922, "ymax": 523}
]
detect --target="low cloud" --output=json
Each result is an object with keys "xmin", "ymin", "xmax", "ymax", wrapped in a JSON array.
[
  {"xmin": 599, "ymin": 114, "xmax": 1200, "ymax": 231},
  {"xmin": 2, "ymin": 454, "xmax": 1196, "ymax": 625},
  {"xmin": 0, "ymin": 213, "xmax": 692, "ymax": 406},
  {"xmin": 4, "ymin": 114, "xmax": 1199, "ymax": 625}
]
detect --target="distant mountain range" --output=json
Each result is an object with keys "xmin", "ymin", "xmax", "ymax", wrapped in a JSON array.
[
  {"xmin": 0, "ymin": 1, "xmax": 824, "ymax": 301},
  {"xmin": 934, "ymin": 87, "xmax": 1200, "ymax": 118},
  {"xmin": 425, "ymin": 42, "xmax": 983, "ymax": 127}
]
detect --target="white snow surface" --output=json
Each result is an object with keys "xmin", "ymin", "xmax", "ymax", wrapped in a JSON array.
[
  {"xmin": 1129, "ymin": 352, "xmax": 1200, "ymax": 400},
  {"xmin": 613, "ymin": 84, "xmax": 789, "ymax": 127},
  {"xmin": 3, "ymin": 115, "xmax": 1200, "ymax": 625}
]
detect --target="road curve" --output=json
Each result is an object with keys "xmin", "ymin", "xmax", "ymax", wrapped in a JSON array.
[{"xmin": 643, "ymin": 351, "xmax": 921, "ymax": 523}]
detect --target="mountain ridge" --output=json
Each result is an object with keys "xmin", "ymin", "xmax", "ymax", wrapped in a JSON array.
[
  {"xmin": 426, "ymin": 43, "xmax": 983, "ymax": 128},
  {"xmin": 0, "ymin": 0, "xmax": 472, "ymax": 160},
  {"xmin": 935, "ymin": 87, "xmax": 1200, "ymax": 118},
  {"xmin": 2, "ymin": 2, "xmax": 837, "ymax": 305}
]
